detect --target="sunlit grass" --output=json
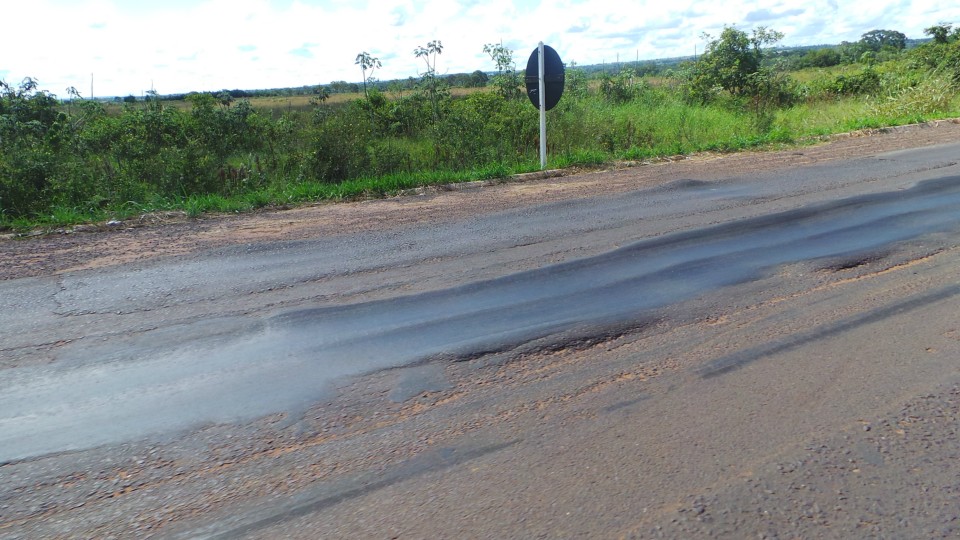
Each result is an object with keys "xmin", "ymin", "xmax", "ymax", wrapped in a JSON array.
[
  {"xmin": 9, "ymin": 59, "xmax": 959, "ymax": 233},
  {"xmin": 789, "ymin": 64, "xmax": 863, "ymax": 83}
]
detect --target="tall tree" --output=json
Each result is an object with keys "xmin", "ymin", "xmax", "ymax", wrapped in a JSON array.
[
  {"xmin": 354, "ymin": 51, "xmax": 382, "ymax": 99},
  {"xmin": 469, "ymin": 70, "xmax": 489, "ymax": 88},
  {"xmin": 483, "ymin": 42, "xmax": 521, "ymax": 100},
  {"xmin": 414, "ymin": 40, "xmax": 445, "ymax": 120},
  {"xmin": 859, "ymin": 29, "xmax": 907, "ymax": 51},
  {"xmin": 924, "ymin": 23, "xmax": 956, "ymax": 44}
]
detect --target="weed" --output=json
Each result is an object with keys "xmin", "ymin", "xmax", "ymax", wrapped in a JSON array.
[
  {"xmin": 872, "ymin": 74, "xmax": 955, "ymax": 120},
  {"xmin": 2, "ymin": 33, "xmax": 959, "ymax": 229}
]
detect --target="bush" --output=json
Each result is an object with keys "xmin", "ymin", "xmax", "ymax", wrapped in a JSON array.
[
  {"xmin": 832, "ymin": 68, "xmax": 881, "ymax": 95},
  {"xmin": 599, "ymin": 70, "xmax": 647, "ymax": 103},
  {"xmin": 686, "ymin": 26, "xmax": 784, "ymax": 104},
  {"xmin": 433, "ymin": 93, "xmax": 536, "ymax": 168},
  {"xmin": 800, "ymin": 48, "xmax": 842, "ymax": 68},
  {"xmin": 305, "ymin": 107, "xmax": 373, "ymax": 183},
  {"xmin": 2, "ymin": 20, "xmax": 958, "ymax": 227},
  {"xmin": 367, "ymin": 139, "xmax": 410, "ymax": 176}
]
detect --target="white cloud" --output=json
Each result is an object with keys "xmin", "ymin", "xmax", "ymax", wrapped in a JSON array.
[{"xmin": 5, "ymin": 0, "xmax": 960, "ymax": 97}]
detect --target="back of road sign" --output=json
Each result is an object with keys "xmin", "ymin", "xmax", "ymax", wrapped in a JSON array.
[{"xmin": 524, "ymin": 45, "xmax": 565, "ymax": 111}]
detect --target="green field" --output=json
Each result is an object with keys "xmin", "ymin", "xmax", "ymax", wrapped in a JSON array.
[{"xmin": 2, "ymin": 24, "xmax": 959, "ymax": 230}]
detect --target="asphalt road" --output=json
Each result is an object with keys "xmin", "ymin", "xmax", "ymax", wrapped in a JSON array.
[{"xmin": 2, "ymin": 139, "xmax": 960, "ymax": 538}]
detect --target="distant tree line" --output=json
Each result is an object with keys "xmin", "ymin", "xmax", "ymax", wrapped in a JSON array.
[
  {"xmin": 3, "ymin": 23, "xmax": 958, "ymax": 225},
  {"xmin": 768, "ymin": 29, "xmax": 920, "ymax": 70},
  {"xmin": 103, "ymin": 27, "xmax": 941, "ymax": 106},
  {"xmin": 112, "ymin": 72, "xmax": 491, "ymax": 104}
]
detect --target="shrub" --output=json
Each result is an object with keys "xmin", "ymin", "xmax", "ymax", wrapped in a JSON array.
[{"xmin": 832, "ymin": 68, "xmax": 881, "ymax": 95}]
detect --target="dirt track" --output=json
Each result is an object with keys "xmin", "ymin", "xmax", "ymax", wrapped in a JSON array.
[{"xmin": 3, "ymin": 121, "xmax": 960, "ymax": 539}]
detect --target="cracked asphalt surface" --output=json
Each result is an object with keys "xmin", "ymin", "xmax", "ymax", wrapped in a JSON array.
[{"xmin": 2, "ymin": 121, "xmax": 960, "ymax": 539}]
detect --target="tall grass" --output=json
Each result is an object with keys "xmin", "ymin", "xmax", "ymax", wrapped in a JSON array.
[
  {"xmin": 551, "ymin": 92, "xmax": 755, "ymax": 160},
  {"xmin": 2, "ymin": 54, "xmax": 959, "ymax": 232}
]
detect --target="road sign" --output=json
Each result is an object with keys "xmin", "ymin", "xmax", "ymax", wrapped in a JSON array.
[
  {"xmin": 524, "ymin": 44, "xmax": 564, "ymax": 111},
  {"xmin": 525, "ymin": 43, "xmax": 564, "ymax": 169}
]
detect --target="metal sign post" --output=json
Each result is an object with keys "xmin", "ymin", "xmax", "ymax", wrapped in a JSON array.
[
  {"xmin": 525, "ymin": 43, "xmax": 565, "ymax": 171},
  {"xmin": 538, "ymin": 42, "xmax": 547, "ymax": 170}
]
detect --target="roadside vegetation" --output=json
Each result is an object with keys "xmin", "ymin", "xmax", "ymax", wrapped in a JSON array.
[{"xmin": 2, "ymin": 24, "xmax": 960, "ymax": 230}]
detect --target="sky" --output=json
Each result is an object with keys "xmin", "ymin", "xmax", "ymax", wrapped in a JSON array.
[{"xmin": 4, "ymin": 0, "xmax": 958, "ymax": 98}]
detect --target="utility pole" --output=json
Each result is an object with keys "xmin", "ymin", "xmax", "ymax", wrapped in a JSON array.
[{"xmin": 90, "ymin": 73, "xmax": 94, "ymax": 100}]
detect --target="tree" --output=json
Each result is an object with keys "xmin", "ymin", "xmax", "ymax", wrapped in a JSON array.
[
  {"xmin": 469, "ymin": 70, "xmax": 489, "ymax": 88},
  {"xmin": 564, "ymin": 63, "xmax": 589, "ymax": 99},
  {"xmin": 310, "ymin": 85, "xmax": 330, "ymax": 106},
  {"xmin": 483, "ymin": 42, "xmax": 521, "ymax": 100},
  {"xmin": 796, "ymin": 48, "xmax": 841, "ymax": 68},
  {"xmin": 354, "ymin": 51, "xmax": 382, "ymax": 99},
  {"xmin": 215, "ymin": 90, "xmax": 234, "ymax": 109},
  {"xmin": 65, "ymin": 86, "xmax": 83, "ymax": 100},
  {"xmin": 414, "ymin": 40, "xmax": 443, "ymax": 76},
  {"xmin": 838, "ymin": 40, "xmax": 867, "ymax": 63},
  {"xmin": 859, "ymin": 29, "xmax": 907, "ymax": 51},
  {"xmin": 924, "ymin": 23, "xmax": 957, "ymax": 44},
  {"xmin": 915, "ymin": 23, "xmax": 960, "ymax": 83},
  {"xmin": 0, "ymin": 78, "xmax": 68, "ymax": 214},
  {"xmin": 328, "ymin": 80, "xmax": 359, "ymax": 94},
  {"xmin": 414, "ymin": 40, "xmax": 446, "ymax": 120},
  {"xmin": 689, "ymin": 26, "xmax": 784, "ymax": 101},
  {"xmin": 599, "ymin": 69, "xmax": 641, "ymax": 103}
]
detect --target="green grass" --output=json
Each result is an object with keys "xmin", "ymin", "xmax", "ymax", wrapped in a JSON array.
[
  {"xmin": 5, "ymin": 64, "xmax": 959, "ymax": 234},
  {"xmin": 790, "ymin": 64, "xmax": 863, "ymax": 84},
  {"xmin": 553, "ymin": 149, "xmax": 609, "ymax": 167}
]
